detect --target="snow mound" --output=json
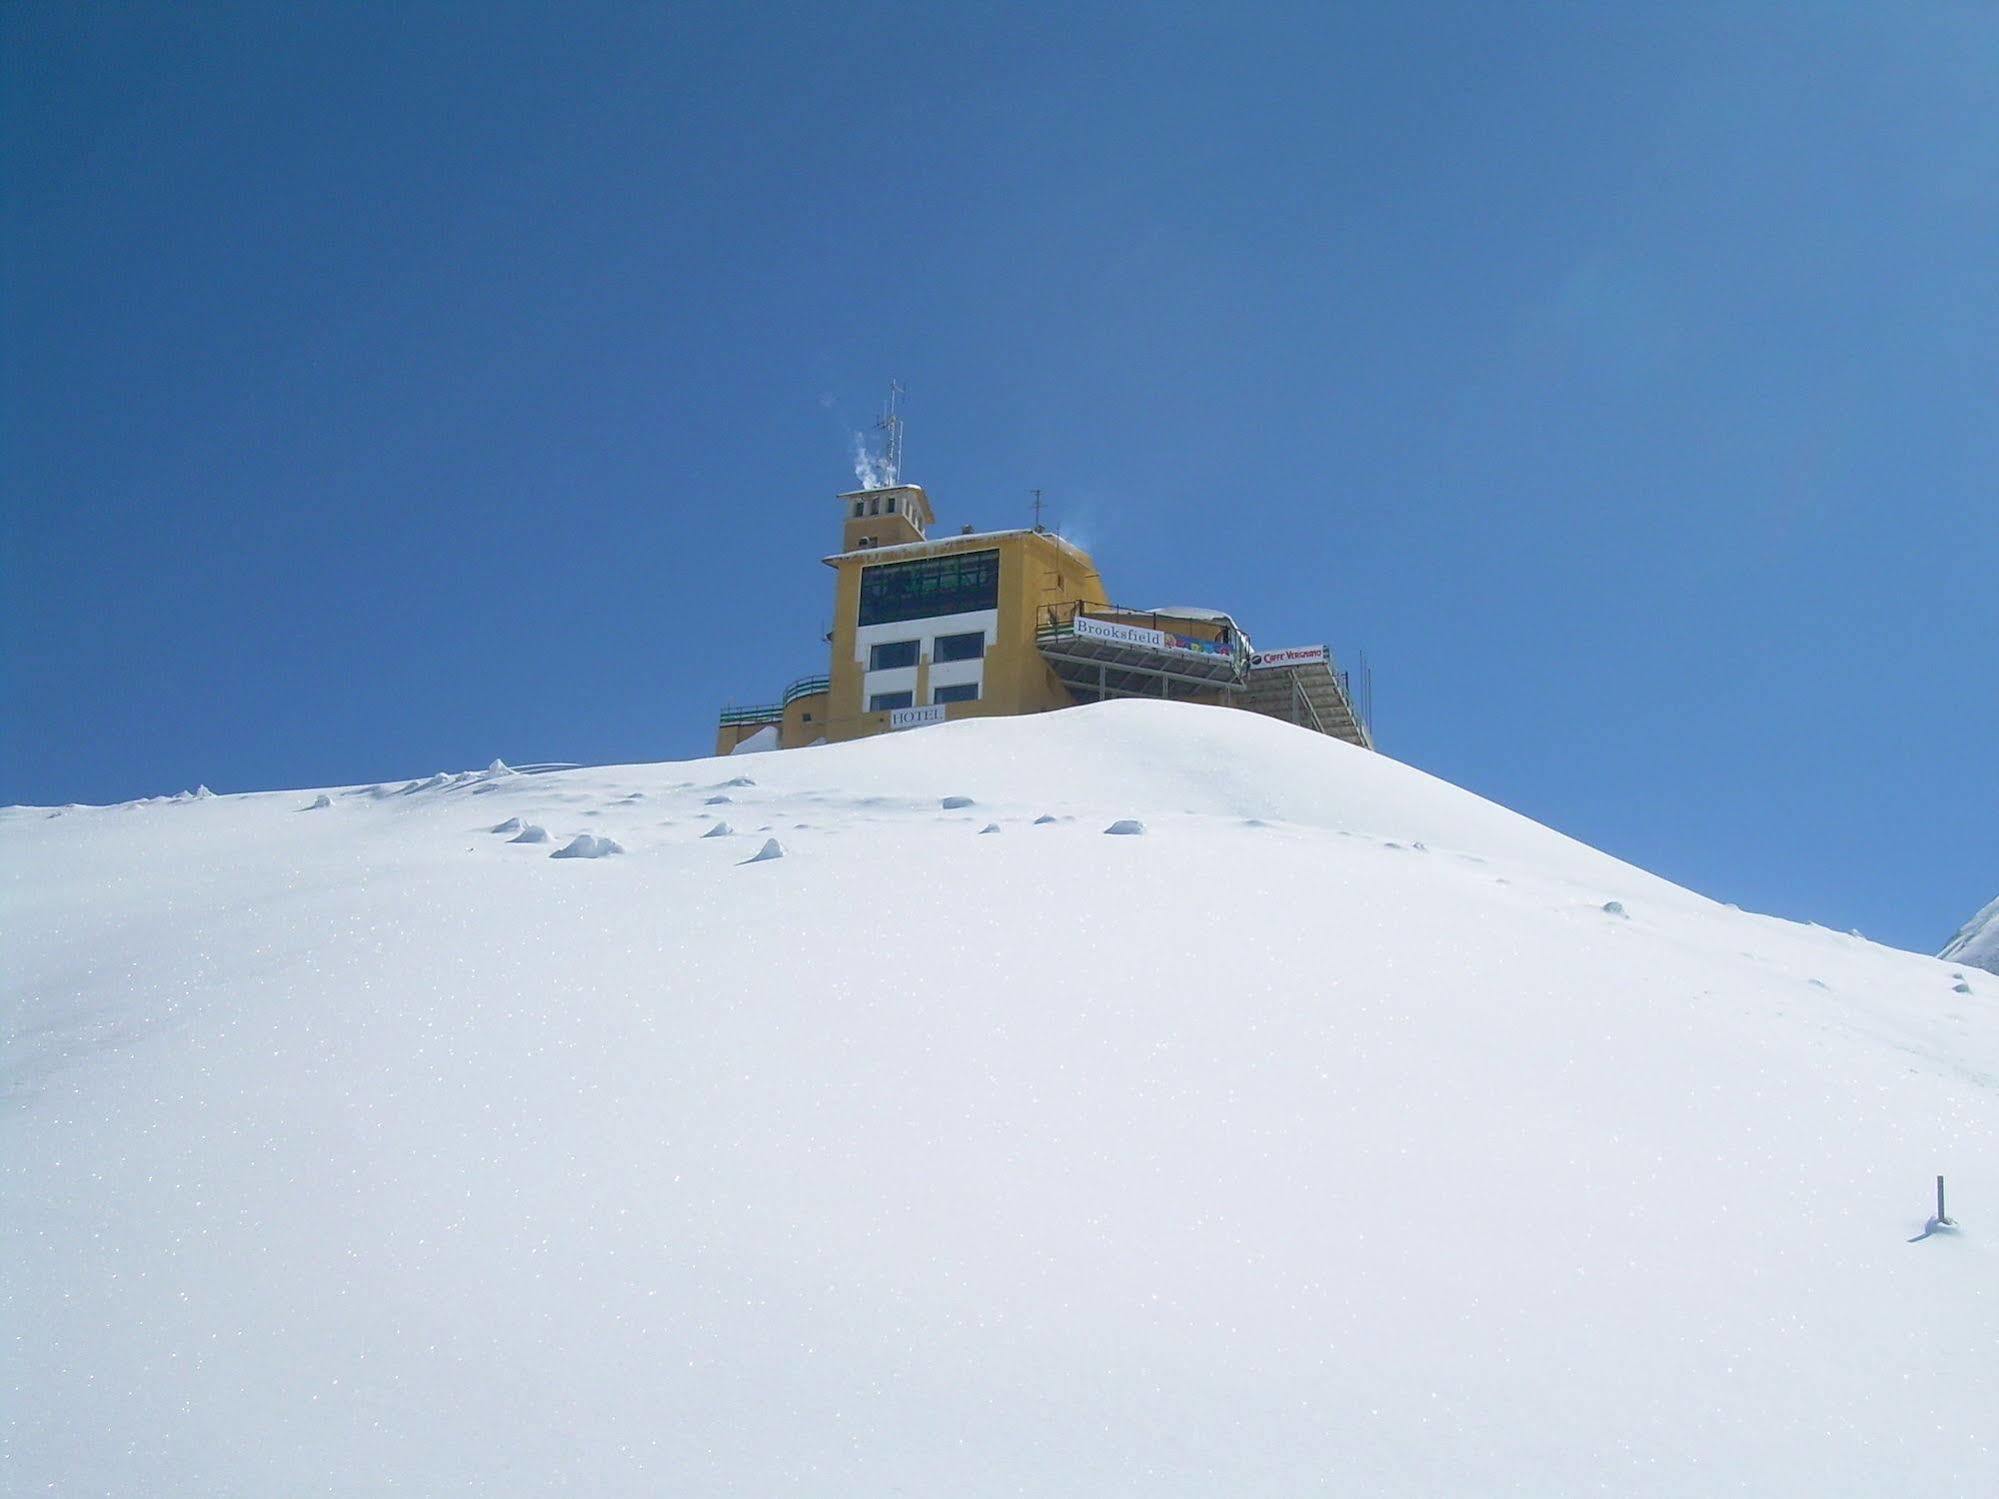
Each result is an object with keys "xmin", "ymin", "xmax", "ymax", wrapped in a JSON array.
[
  {"xmin": 551, "ymin": 833, "xmax": 622, "ymax": 860},
  {"xmin": 941, "ymin": 795, "xmax": 976, "ymax": 809},
  {"xmin": 303, "ymin": 795, "xmax": 332, "ymax": 811},
  {"xmin": 507, "ymin": 823, "xmax": 549, "ymax": 844},
  {"xmin": 729, "ymin": 727, "xmax": 778, "ymax": 755},
  {"xmin": 4, "ymin": 699, "xmax": 1995, "ymax": 1497},
  {"xmin": 979, "ymin": 822, "xmax": 1001, "ymax": 835},
  {"xmin": 1940, "ymin": 894, "xmax": 1999, "ymax": 975},
  {"xmin": 489, "ymin": 817, "xmax": 522, "ymax": 834},
  {"xmin": 702, "ymin": 821, "xmax": 733, "ymax": 838},
  {"xmin": 742, "ymin": 837, "xmax": 784, "ymax": 863},
  {"xmin": 1104, "ymin": 818, "xmax": 1146, "ymax": 836}
]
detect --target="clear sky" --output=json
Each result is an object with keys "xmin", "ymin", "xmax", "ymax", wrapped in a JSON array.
[{"xmin": 4, "ymin": 2, "xmax": 1993, "ymax": 954}]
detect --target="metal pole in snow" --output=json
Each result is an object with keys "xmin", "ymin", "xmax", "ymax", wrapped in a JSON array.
[{"xmin": 1937, "ymin": 1175, "xmax": 1948, "ymax": 1224}]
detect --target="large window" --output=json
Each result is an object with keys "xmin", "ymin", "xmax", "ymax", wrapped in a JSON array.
[
  {"xmin": 933, "ymin": 682, "xmax": 979, "ymax": 705},
  {"xmin": 935, "ymin": 630, "xmax": 986, "ymax": 662},
  {"xmin": 858, "ymin": 549, "xmax": 1000, "ymax": 627},
  {"xmin": 869, "ymin": 640, "xmax": 919, "ymax": 671},
  {"xmin": 869, "ymin": 690, "xmax": 913, "ymax": 712}
]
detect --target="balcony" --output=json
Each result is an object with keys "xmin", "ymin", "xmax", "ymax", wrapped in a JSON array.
[
  {"xmin": 1035, "ymin": 603, "xmax": 1249, "ymax": 702},
  {"xmin": 717, "ymin": 674, "xmax": 830, "ymax": 728}
]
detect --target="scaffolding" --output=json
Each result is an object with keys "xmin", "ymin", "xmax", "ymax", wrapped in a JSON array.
[{"xmin": 1035, "ymin": 603, "xmax": 1372, "ymax": 750}]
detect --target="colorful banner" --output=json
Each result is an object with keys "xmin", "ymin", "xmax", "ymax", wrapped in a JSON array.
[
  {"xmin": 1166, "ymin": 631, "xmax": 1231, "ymax": 658},
  {"xmin": 1074, "ymin": 615, "xmax": 1233, "ymax": 657}
]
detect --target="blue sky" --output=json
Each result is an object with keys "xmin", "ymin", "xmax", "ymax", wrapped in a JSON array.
[{"xmin": 4, "ymin": 2, "xmax": 1993, "ymax": 953}]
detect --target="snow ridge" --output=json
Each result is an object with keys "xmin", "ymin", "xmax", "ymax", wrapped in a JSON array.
[{"xmin": 1941, "ymin": 893, "xmax": 1999, "ymax": 975}]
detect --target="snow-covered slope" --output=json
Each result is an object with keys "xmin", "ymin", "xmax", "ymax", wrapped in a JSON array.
[
  {"xmin": 5, "ymin": 701, "xmax": 1994, "ymax": 1496},
  {"xmin": 1942, "ymin": 895, "xmax": 1999, "ymax": 976}
]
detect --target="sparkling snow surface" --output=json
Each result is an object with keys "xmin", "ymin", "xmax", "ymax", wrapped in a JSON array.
[{"xmin": 4, "ymin": 701, "xmax": 1995, "ymax": 1495}]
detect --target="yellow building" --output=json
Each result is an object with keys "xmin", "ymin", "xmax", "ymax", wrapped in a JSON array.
[{"xmin": 716, "ymin": 482, "xmax": 1372, "ymax": 755}]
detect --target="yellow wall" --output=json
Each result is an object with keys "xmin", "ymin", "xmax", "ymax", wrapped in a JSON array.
[
  {"xmin": 782, "ymin": 690, "xmax": 828, "ymax": 746},
  {"xmin": 714, "ymin": 718, "xmax": 781, "ymax": 756},
  {"xmin": 715, "ymin": 491, "xmax": 1124, "ymax": 752},
  {"xmin": 714, "ymin": 689, "xmax": 830, "ymax": 755},
  {"xmin": 838, "ymin": 485, "xmax": 933, "ymax": 554},
  {"xmin": 815, "ymin": 529, "xmax": 1109, "ymax": 744}
]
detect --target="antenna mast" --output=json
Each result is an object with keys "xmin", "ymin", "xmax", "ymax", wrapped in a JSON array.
[{"xmin": 875, "ymin": 380, "xmax": 905, "ymax": 487}]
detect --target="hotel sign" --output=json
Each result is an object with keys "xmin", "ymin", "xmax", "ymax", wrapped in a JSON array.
[
  {"xmin": 1073, "ymin": 615, "xmax": 1167, "ymax": 649},
  {"xmin": 1250, "ymin": 645, "xmax": 1329, "ymax": 670},
  {"xmin": 889, "ymin": 704, "xmax": 948, "ymax": 731}
]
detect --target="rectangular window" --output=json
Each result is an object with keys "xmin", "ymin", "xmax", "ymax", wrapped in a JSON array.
[
  {"xmin": 933, "ymin": 682, "xmax": 979, "ymax": 704},
  {"xmin": 852, "ymin": 501, "xmax": 864, "ymax": 517},
  {"xmin": 858, "ymin": 548, "xmax": 1001, "ymax": 627},
  {"xmin": 934, "ymin": 631, "xmax": 986, "ymax": 663},
  {"xmin": 869, "ymin": 690, "xmax": 913, "ymax": 712},
  {"xmin": 868, "ymin": 640, "xmax": 919, "ymax": 671}
]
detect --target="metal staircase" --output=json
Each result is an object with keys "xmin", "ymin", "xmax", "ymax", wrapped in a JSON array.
[{"xmin": 1236, "ymin": 661, "xmax": 1372, "ymax": 749}]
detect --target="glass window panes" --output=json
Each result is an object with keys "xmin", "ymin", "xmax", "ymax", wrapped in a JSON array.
[
  {"xmin": 934, "ymin": 682, "xmax": 979, "ymax": 704},
  {"xmin": 858, "ymin": 549, "xmax": 1001, "ymax": 627},
  {"xmin": 869, "ymin": 640, "xmax": 919, "ymax": 671},
  {"xmin": 869, "ymin": 691, "xmax": 913, "ymax": 712},
  {"xmin": 935, "ymin": 631, "xmax": 985, "ymax": 662}
]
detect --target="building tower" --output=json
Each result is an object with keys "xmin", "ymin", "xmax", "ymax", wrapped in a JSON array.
[{"xmin": 839, "ymin": 483, "xmax": 934, "ymax": 552}]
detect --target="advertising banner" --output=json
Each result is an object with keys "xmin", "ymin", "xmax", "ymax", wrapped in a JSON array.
[
  {"xmin": 1250, "ymin": 645, "xmax": 1330, "ymax": 670},
  {"xmin": 889, "ymin": 704, "xmax": 948, "ymax": 731},
  {"xmin": 1165, "ymin": 631, "xmax": 1230, "ymax": 658},
  {"xmin": 1073, "ymin": 615, "xmax": 1167, "ymax": 650}
]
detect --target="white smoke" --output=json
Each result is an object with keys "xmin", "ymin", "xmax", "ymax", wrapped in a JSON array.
[
  {"xmin": 850, "ymin": 432, "xmax": 897, "ymax": 491},
  {"xmin": 1053, "ymin": 500, "xmax": 1097, "ymax": 557}
]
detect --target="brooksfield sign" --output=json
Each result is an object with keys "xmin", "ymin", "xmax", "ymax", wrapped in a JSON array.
[{"xmin": 1072, "ymin": 615, "xmax": 1167, "ymax": 650}]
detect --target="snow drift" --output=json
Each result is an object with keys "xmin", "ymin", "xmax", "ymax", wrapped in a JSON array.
[{"xmin": 3, "ymin": 700, "xmax": 1994, "ymax": 1496}]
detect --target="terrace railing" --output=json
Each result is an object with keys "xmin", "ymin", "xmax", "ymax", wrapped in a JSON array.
[{"xmin": 718, "ymin": 674, "xmax": 831, "ymax": 727}]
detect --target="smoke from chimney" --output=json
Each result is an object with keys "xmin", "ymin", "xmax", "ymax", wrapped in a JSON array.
[{"xmin": 850, "ymin": 432, "xmax": 897, "ymax": 491}]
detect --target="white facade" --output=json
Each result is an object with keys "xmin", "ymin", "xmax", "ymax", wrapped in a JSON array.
[{"xmin": 854, "ymin": 607, "xmax": 998, "ymax": 708}]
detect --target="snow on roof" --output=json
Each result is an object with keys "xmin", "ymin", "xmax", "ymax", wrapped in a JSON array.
[
  {"xmin": 821, "ymin": 527, "xmax": 1091, "ymax": 567},
  {"xmin": 1147, "ymin": 605, "xmax": 1238, "ymax": 623}
]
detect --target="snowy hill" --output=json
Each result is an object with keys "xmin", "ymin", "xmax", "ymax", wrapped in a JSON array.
[
  {"xmin": 1942, "ymin": 895, "xmax": 1999, "ymax": 976},
  {"xmin": 5, "ymin": 701, "xmax": 1995, "ymax": 1496}
]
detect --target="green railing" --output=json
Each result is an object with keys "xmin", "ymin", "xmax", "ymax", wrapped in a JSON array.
[{"xmin": 718, "ymin": 674, "xmax": 831, "ymax": 728}]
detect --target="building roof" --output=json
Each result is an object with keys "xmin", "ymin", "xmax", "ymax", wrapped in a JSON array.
[{"xmin": 821, "ymin": 527, "xmax": 1094, "ymax": 568}]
